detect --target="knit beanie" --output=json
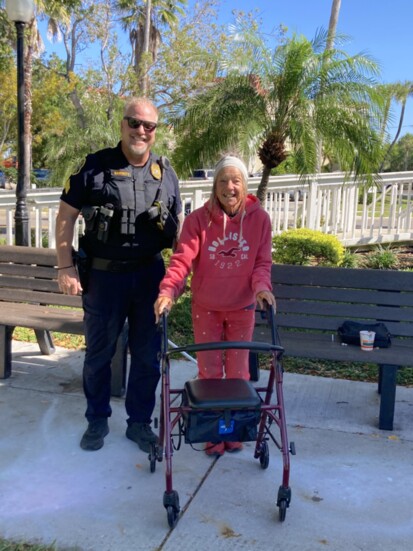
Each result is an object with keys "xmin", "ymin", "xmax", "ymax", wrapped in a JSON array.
[{"xmin": 213, "ymin": 156, "xmax": 249, "ymax": 194}]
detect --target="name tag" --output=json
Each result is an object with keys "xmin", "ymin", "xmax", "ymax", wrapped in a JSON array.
[{"xmin": 111, "ymin": 170, "xmax": 131, "ymax": 177}]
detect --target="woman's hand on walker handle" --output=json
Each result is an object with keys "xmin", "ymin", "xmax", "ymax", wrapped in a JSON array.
[
  {"xmin": 256, "ymin": 290, "xmax": 276, "ymax": 310},
  {"xmin": 154, "ymin": 296, "xmax": 174, "ymax": 323}
]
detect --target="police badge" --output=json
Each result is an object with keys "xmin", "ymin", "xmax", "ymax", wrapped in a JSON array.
[{"xmin": 150, "ymin": 163, "xmax": 162, "ymax": 180}]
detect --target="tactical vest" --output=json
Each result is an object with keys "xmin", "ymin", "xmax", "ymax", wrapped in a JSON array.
[{"xmin": 81, "ymin": 149, "xmax": 177, "ymax": 257}]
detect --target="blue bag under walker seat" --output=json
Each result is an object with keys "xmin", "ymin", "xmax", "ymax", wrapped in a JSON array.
[{"xmin": 182, "ymin": 378, "xmax": 261, "ymax": 444}]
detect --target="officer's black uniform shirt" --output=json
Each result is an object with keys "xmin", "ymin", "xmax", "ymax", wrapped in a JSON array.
[{"xmin": 60, "ymin": 142, "xmax": 182, "ymax": 260}]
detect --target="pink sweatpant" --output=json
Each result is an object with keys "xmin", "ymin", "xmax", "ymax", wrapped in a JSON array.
[{"xmin": 192, "ymin": 302, "xmax": 255, "ymax": 380}]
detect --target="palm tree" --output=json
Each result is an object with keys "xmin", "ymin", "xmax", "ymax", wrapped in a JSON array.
[
  {"xmin": 379, "ymin": 81, "xmax": 413, "ymax": 171},
  {"xmin": 172, "ymin": 28, "xmax": 386, "ymax": 203},
  {"xmin": 117, "ymin": 0, "xmax": 187, "ymax": 95}
]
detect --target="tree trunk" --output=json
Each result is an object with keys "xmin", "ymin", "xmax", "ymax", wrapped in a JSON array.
[
  {"xmin": 256, "ymin": 165, "xmax": 272, "ymax": 204},
  {"xmin": 141, "ymin": 0, "xmax": 151, "ymax": 96},
  {"xmin": 326, "ymin": 0, "xmax": 342, "ymax": 51},
  {"xmin": 62, "ymin": 20, "xmax": 87, "ymax": 129},
  {"xmin": 379, "ymin": 100, "xmax": 407, "ymax": 172},
  {"xmin": 69, "ymin": 90, "xmax": 87, "ymax": 130},
  {"xmin": 317, "ymin": 0, "xmax": 342, "ymax": 172}
]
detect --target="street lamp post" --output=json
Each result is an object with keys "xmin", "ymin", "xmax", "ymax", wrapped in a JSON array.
[{"xmin": 6, "ymin": 0, "xmax": 34, "ymax": 246}]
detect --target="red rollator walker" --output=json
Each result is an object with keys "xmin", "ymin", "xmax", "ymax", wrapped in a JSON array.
[{"xmin": 148, "ymin": 302, "xmax": 295, "ymax": 528}]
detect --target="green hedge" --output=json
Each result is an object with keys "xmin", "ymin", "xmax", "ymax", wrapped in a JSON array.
[{"xmin": 272, "ymin": 228, "xmax": 344, "ymax": 266}]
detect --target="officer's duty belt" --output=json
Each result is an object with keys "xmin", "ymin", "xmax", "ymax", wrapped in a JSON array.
[{"xmin": 91, "ymin": 255, "xmax": 160, "ymax": 272}]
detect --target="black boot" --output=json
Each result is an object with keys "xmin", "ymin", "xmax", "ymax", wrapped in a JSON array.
[
  {"xmin": 80, "ymin": 419, "xmax": 109, "ymax": 451},
  {"xmin": 126, "ymin": 422, "xmax": 158, "ymax": 453}
]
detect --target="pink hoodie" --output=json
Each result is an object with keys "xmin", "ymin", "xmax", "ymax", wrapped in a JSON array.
[{"xmin": 159, "ymin": 194, "xmax": 273, "ymax": 311}]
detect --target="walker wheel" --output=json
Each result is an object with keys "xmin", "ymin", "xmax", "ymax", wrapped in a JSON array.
[
  {"xmin": 167, "ymin": 505, "xmax": 179, "ymax": 529},
  {"xmin": 164, "ymin": 490, "xmax": 180, "ymax": 529},
  {"xmin": 277, "ymin": 486, "xmax": 291, "ymax": 522},
  {"xmin": 278, "ymin": 499, "xmax": 287, "ymax": 522},
  {"xmin": 259, "ymin": 440, "xmax": 269, "ymax": 470}
]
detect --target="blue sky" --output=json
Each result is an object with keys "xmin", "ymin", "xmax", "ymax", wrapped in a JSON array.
[
  {"xmin": 214, "ymin": 0, "xmax": 413, "ymax": 137},
  {"xmin": 216, "ymin": 0, "xmax": 412, "ymax": 84}
]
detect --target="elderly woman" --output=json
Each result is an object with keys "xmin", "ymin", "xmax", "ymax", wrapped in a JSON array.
[{"xmin": 154, "ymin": 155, "xmax": 275, "ymax": 456}]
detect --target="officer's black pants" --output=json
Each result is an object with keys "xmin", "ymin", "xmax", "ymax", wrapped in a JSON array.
[{"xmin": 82, "ymin": 258, "xmax": 164, "ymax": 424}]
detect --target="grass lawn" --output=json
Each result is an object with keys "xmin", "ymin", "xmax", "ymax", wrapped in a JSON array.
[{"xmin": 0, "ymin": 542, "xmax": 57, "ymax": 551}]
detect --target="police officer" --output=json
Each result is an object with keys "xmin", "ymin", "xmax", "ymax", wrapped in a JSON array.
[{"xmin": 55, "ymin": 97, "xmax": 182, "ymax": 452}]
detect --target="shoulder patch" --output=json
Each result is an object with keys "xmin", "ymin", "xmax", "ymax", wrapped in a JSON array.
[{"xmin": 72, "ymin": 158, "xmax": 86, "ymax": 177}]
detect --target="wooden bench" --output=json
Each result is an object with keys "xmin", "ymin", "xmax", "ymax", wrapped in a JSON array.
[
  {"xmin": 252, "ymin": 264, "xmax": 413, "ymax": 431},
  {"xmin": 0, "ymin": 245, "xmax": 127, "ymax": 397}
]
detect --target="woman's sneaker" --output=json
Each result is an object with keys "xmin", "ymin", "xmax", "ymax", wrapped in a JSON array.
[
  {"xmin": 204, "ymin": 442, "xmax": 225, "ymax": 456},
  {"xmin": 224, "ymin": 441, "xmax": 243, "ymax": 453}
]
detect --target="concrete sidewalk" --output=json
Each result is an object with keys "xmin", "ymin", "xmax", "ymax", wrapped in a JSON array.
[{"xmin": 1, "ymin": 341, "xmax": 413, "ymax": 551}]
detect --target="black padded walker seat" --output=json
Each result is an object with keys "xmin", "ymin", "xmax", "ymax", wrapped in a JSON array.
[{"xmin": 184, "ymin": 378, "xmax": 261, "ymax": 410}]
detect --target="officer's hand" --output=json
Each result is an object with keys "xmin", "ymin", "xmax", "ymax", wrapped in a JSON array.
[
  {"xmin": 58, "ymin": 266, "xmax": 82, "ymax": 296},
  {"xmin": 154, "ymin": 296, "xmax": 174, "ymax": 324},
  {"xmin": 256, "ymin": 290, "xmax": 276, "ymax": 310}
]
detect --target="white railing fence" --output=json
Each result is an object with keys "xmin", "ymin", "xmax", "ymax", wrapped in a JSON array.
[{"xmin": 1, "ymin": 171, "xmax": 413, "ymax": 248}]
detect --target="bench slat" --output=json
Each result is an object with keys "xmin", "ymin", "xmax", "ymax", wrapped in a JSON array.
[
  {"xmin": 0, "ymin": 245, "xmax": 57, "ymax": 267},
  {"xmin": 0, "ymin": 288, "xmax": 81, "ymax": 308},
  {"xmin": 276, "ymin": 301, "xmax": 413, "ymax": 325},
  {"xmin": 0, "ymin": 275, "xmax": 60, "ymax": 294},
  {"xmin": 273, "ymin": 264, "xmax": 413, "ymax": 291},
  {"xmin": 0, "ymin": 263, "xmax": 57, "ymax": 279},
  {"xmin": 274, "ymin": 285, "xmax": 413, "ymax": 307},
  {"xmin": 276, "ymin": 331, "xmax": 413, "ymax": 366},
  {"xmin": 2, "ymin": 303, "xmax": 84, "ymax": 334}
]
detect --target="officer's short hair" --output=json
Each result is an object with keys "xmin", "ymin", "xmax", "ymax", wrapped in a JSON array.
[{"xmin": 123, "ymin": 97, "xmax": 158, "ymax": 119}]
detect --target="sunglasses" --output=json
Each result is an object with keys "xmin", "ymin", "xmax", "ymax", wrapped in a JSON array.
[{"xmin": 123, "ymin": 116, "xmax": 157, "ymax": 132}]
